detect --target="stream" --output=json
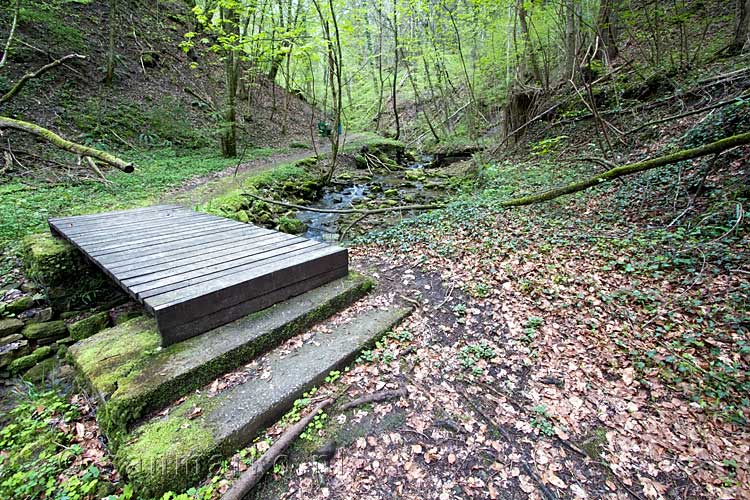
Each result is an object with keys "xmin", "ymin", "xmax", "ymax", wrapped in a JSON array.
[{"xmin": 296, "ymin": 155, "xmax": 438, "ymax": 242}]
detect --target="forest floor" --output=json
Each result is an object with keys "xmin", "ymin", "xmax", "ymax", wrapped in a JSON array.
[{"xmin": 234, "ymin": 152, "xmax": 748, "ymax": 500}]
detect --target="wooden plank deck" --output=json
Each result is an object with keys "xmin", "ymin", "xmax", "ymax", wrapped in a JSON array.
[{"xmin": 49, "ymin": 205, "xmax": 348, "ymax": 345}]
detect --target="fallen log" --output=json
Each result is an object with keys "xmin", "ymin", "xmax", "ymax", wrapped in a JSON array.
[
  {"xmin": 221, "ymin": 398, "xmax": 334, "ymax": 500},
  {"xmin": 0, "ymin": 116, "xmax": 134, "ymax": 173},
  {"xmin": 500, "ymin": 132, "xmax": 750, "ymax": 207}
]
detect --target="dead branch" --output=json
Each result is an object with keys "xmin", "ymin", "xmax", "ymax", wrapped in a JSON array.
[
  {"xmin": 339, "ymin": 388, "xmax": 407, "ymax": 411},
  {"xmin": 626, "ymin": 91, "xmax": 749, "ymax": 135},
  {"xmin": 244, "ymin": 192, "xmax": 443, "ymax": 215},
  {"xmin": 0, "ymin": 54, "xmax": 86, "ymax": 106},
  {"xmin": 500, "ymin": 132, "xmax": 750, "ymax": 208},
  {"xmin": 220, "ymin": 398, "xmax": 334, "ymax": 500},
  {"xmin": 0, "ymin": 116, "xmax": 134, "ymax": 172},
  {"xmin": 0, "ymin": 0, "xmax": 19, "ymax": 69},
  {"xmin": 84, "ymin": 157, "xmax": 113, "ymax": 184}
]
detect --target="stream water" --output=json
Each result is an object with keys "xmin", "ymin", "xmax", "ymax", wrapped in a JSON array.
[{"xmin": 296, "ymin": 155, "xmax": 436, "ymax": 242}]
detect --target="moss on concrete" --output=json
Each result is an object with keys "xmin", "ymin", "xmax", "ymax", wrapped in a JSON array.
[
  {"xmin": 70, "ymin": 274, "xmax": 373, "ymax": 452},
  {"xmin": 115, "ymin": 393, "xmax": 217, "ymax": 498}
]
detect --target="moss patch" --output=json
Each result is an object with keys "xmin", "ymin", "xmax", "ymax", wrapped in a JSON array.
[
  {"xmin": 70, "ymin": 274, "xmax": 373, "ymax": 453},
  {"xmin": 22, "ymin": 320, "xmax": 67, "ymax": 340},
  {"xmin": 68, "ymin": 312, "xmax": 110, "ymax": 340},
  {"xmin": 115, "ymin": 393, "xmax": 217, "ymax": 498},
  {"xmin": 19, "ymin": 233, "xmax": 123, "ymax": 311}
]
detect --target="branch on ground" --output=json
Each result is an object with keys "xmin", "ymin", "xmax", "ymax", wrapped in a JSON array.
[
  {"xmin": 244, "ymin": 192, "xmax": 443, "ymax": 214},
  {"xmin": 339, "ymin": 388, "xmax": 408, "ymax": 411},
  {"xmin": 501, "ymin": 132, "xmax": 750, "ymax": 207},
  {"xmin": 220, "ymin": 398, "xmax": 334, "ymax": 500},
  {"xmin": 0, "ymin": 116, "xmax": 134, "ymax": 173},
  {"xmin": 0, "ymin": 54, "xmax": 86, "ymax": 106}
]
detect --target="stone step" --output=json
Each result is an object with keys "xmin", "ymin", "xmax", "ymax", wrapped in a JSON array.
[
  {"xmin": 69, "ymin": 273, "xmax": 373, "ymax": 446},
  {"xmin": 115, "ymin": 305, "xmax": 411, "ymax": 498}
]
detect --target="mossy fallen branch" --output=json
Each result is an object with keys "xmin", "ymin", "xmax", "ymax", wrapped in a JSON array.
[
  {"xmin": 0, "ymin": 116, "xmax": 134, "ymax": 173},
  {"xmin": 501, "ymin": 132, "xmax": 750, "ymax": 207}
]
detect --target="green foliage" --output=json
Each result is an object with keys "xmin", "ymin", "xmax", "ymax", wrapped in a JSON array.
[
  {"xmin": 18, "ymin": 1, "xmax": 85, "ymax": 50},
  {"xmin": 531, "ymin": 136, "xmax": 568, "ymax": 157},
  {"xmin": 0, "ymin": 385, "xmax": 104, "ymax": 500},
  {"xmin": 0, "ymin": 149, "xmax": 255, "ymax": 252},
  {"xmin": 459, "ymin": 341, "xmax": 495, "ymax": 375},
  {"xmin": 530, "ymin": 405, "xmax": 555, "ymax": 437},
  {"xmin": 65, "ymin": 96, "xmax": 210, "ymax": 150}
]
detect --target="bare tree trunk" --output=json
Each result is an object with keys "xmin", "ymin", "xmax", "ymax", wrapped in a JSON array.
[
  {"xmin": 391, "ymin": 0, "xmax": 401, "ymax": 140},
  {"xmin": 220, "ymin": 7, "xmax": 239, "ymax": 158},
  {"xmin": 517, "ymin": 0, "xmax": 542, "ymax": 86},
  {"xmin": 596, "ymin": 0, "xmax": 619, "ymax": 64},
  {"xmin": 729, "ymin": 0, "xmax": 750, "ymax": 55},
  {"xmin": 563, "ymin": 0, "xmax": 577, "ymax": 80}
]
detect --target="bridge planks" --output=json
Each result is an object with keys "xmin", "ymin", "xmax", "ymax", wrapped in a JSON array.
[{"xmin": 49, "ymin": 205, "xmax": 348, "ymax": 345}]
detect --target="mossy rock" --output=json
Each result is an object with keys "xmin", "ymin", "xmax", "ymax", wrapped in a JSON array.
[
  {"xmin": 277, "ymin": 216, "xmax": 306, "ymax": 235},
  {"xmin": 113, "ymin": 310, "xmax": 144, "ymax": 326},
  {"xmin": 6, "ymin": 295, "xmax": 34, "ymax": 314},
  {"xmin": 0, "ymin": 338, "xmax": 30, "ymax": 370},
  {"xmin": 0, "ymin": 318, "xmax": 24, "ymax": 337},
  {"xmin": 294, "ymin": 156, "xmax": 319, "ymax": 169},
  {"xmin": 22, "ymin": 356, "xmax": 57, "ymax": 383},
  {"xmin": 281, "ymin": 179, "xmax": 323, "ymax": 201},
  {"xmin": 20, "ymin": 233, "xmax": 80, "ymax": 286},
  {"xmin": 235, "ymin": 210, "xmax": 250, "ymax": 223},
  {"xmin": 22, "ymin": 320, "xmax": 67, "ymax": 340},
  {"xmin": 383, "ymin": 189, "xmax": 398, "ymax": 198},
  {"xmin": 9, "ymin": 345, "xmax": 52, "ymax": 374},
  {"xmin": 69, "ymin": 312, "xmax": 110, "ymax": 341},
  {"xmin": 354, "ymin": 154, "xmax": 367, "ymax": 169},
  {"xmin": 20, "ymin": 233, "xmax": 124, "ymax": 312}
]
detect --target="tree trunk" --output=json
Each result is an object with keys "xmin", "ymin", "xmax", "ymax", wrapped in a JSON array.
[
  {"xmin": 596, "ymin": 0, "xmax": 619, "ymax": 63},
  {"xmin": 517, "ymin": 0, "xmax": 542, "ymax": 86},
  {"xmin": 391, "ymin": 0, "xmax": 401, "ymax": 140},
  {"xmin": 563, "ymin": 0, "xmax": 577, "ymax": 80},
  {"xmin": 729, "ymin": 0, "xmax": 750, "ymax": 55},
  {"xmin": 220, "ymin": 7, "xmax": 239, "ymax": 158},
  {"xmin": 105, "ymin": 0, "xmax": 117, "ymax": 86}
]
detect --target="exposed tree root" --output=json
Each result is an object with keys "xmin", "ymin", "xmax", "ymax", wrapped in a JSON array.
[
  {"xmin": 339, "ymin": 388, "xmax": 408, "ymax": 411},
  {"xmin": 220, "ymin": 398, "xmax": 334, "ymax": 500}
]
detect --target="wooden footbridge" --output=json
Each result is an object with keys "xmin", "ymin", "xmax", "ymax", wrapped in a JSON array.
[{"xmin": 49, "ymin": 205, "xmax": 348, "ymax": 345}]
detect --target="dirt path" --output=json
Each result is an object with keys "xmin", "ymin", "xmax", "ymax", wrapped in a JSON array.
[{"xmin": 163, "ymin": 133, "xmax": 368, "ymax": 207}]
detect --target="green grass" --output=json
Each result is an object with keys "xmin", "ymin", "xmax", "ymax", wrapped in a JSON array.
[{"xmin": 0, "ymin": 147, "xmax": 279, "ymax": 253}]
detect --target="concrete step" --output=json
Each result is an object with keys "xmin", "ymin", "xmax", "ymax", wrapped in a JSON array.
[
  {"xmin": 69, "ymin": 273, "xmax": 373, "ymax": 446},
  {"xmin": 115, "ymin": 305, "xmax": 411, "ymax": 498}
]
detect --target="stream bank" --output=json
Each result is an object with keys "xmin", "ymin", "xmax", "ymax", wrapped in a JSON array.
[{"xmin": 199, "ymin": 137, "xmax": 478, "ymax": 242}]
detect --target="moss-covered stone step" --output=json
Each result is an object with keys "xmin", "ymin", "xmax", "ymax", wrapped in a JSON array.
[
  {"xmin": 69, "ymin": 273, "xmax": 373, "ymax": 445},
  {"xmin": 116, "ymin": 305, "xmax": 411, "ymax": 498}
]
